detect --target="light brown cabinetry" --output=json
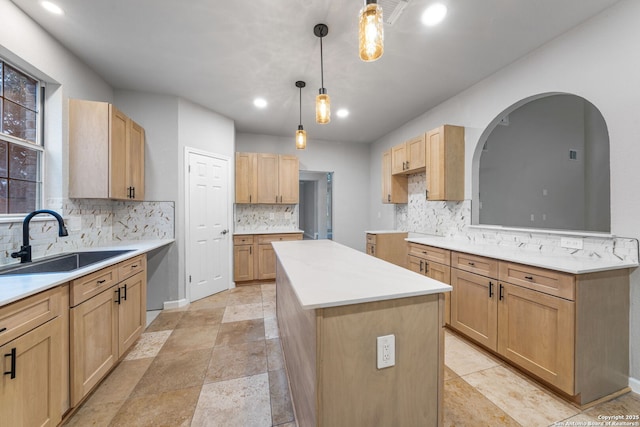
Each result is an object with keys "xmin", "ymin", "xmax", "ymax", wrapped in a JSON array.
[
  {"xmin": 0, "ymin": 285, "xmax": 66, "ymax": 427},
  {"xmin": 425, "ymin": 125, "xmax": 464, "ymax": 201},
  {"xmin": 447, "ymin": 251, "xmax": 629, "ymax": 405},
  {"xmin": 234, "ymin": 233, "xmax": 302, "ymax": 283},
  {"xmin": 235, "ymin": 153, "xmax": 299, "ymax": 204},
  {"xmin": 392, "ymin": 134, "xmax": 426, "ymax": 175},
  {"xmin": 70, "ymin": 255, "xmax": 147, "ymax": 406},
  {"xmin": 381, "ymin": 149, "xmax": 407, "ymax": 204},
  {"xmin": 365, "ymin": 232, "xmax": 408, "ymax": 267},
  {"xmin": 408, "ymin": 243, "xmax": 451, "ymax": 324},
  {"xmin": 69, "ymin": 99, "xmax": 145, "ymax": 200}
]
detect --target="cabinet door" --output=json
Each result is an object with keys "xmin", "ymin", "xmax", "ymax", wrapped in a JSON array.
[
  {"xmin": 70, "ymin": 286, "xmax": 118, "ymax": 406},
  {"xmin": 118, "ymin": 271, "xmax": 146, "ymax": 358},
  {"xmin": 391, "ymin": 143, "xmax": 407, "ymax": 175},
  {"xmin": 0, "ymin": 317, "xmax": 62, "ymax": 427},
  {"xmin": 405, "ymin": 134, "xmax": 426, "ymax": 172},
  {"xmin": 407, "ymin": 255, "xmax": 426, "ymax": 274},
  {"xmin": 278, "ymin": 155, "xmax": 299, "ymax": 204},
  {"xmin": 450, "ymin": 269, "xmax": 497, "ymax": 350},
  {"xmin": 497, "ymin": 282, "xmax": 575, "ymax": 394},
  {"xmin": 235, "ymin": 153, "xmax": 257, "ymax": 203},
  {"xmin": 109, "ymin": 106, "xmax": 129, "ymax": 200},
  {"xmin": 257, "ymin": 153, "xmax": 279, "ymax": 203},
  {"xmin": 426, "ymin": 125, "xmax": 464, "ymax": 201},
  {"xmin": 257, "ymin": 244, "xmax": 277, "ymax": 280},
  {"xmin": 234, "ymin": 244, "xmax": 255, "ymax": 282},
  {"xmin": 381, "ymin": 150, "xmax": 407, "ymax": 204},
  {"xmin": 425, "ymin": 262, "xmax": 451, "ymax": 325},
  {"xmin": 127, "ymin": 120, "xmax": 145, "ymax": 200}
]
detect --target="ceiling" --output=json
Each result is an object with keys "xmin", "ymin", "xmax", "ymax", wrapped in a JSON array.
[{"xmin": 11, "ymin": 0, "xmax": 620, "ymax": 143}]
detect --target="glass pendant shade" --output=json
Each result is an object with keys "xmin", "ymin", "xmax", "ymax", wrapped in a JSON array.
[
  {"xmin": 316, "ymin": 92, "xmax": 331, "ymax": 124},
  {"xmin": 359, "ymin": 2, "xmax": 384, "ymax": 62},
  {"xmin": 295, "ymin": 126, "xmax": 307, "ymax": 150}
]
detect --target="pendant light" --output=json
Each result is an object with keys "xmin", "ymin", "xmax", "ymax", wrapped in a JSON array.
[
  {"xmin": 314, "ymin": 23, "xmax": 331, "ymax": 124},
  {"xmin": 295, "ymin": 81, "xmax": 307, "ymax": 150},
  {"xmin": 359, "ymin": 0, "xmax": 384, "ymax": 62}
]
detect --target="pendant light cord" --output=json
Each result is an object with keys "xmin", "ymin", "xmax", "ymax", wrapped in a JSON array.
[
  {"xmin": 320, "ymin": 35, "xmax": 324, "ymax": 89},
  {"xmin": 299, "ymin": 86, "xmax": 302, "ymax": 125}
]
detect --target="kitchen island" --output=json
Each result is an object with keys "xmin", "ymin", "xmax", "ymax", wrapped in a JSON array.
[{"xmin": 272, "ymin": 239, "xmax": 451, "ymax": 427}]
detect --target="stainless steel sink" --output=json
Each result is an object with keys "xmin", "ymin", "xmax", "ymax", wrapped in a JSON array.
[{"xmin": 0, "ymin": 250, "xmax": 134, "ymax": 276}]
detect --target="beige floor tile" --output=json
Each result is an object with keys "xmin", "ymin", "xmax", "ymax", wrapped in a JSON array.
[
  {"xmin": 215, "ymin": 318, "xmax": 266, "ymax": 346},
  {"xmin": 205, "ymin": 340, "xmax": 267, "ymax": 383},
  {"xmin": 443, "ymin": 377, "xmax": 521, "ymax": 427},
  {"xmin": 83, "ymin": 358, "xmax": 153, "ymax": 405},
  {"xmin": 124, "ymin": 330, "xmax": 172, "ymax": 360},
  {"xmin": 62, "ymin": 400, "xmax": 123, "ymax": 427},
  {"xmin": 130, "ymin": 348, "xmax": 212, "ymax": 398},
  {"xmin": 191, "ymin": 373, "xmax": 272, "ymax": 427},
  {"xmin": 264, "ymin": 316, "xmax": 279, "ymax": 339},
  {"xmin": 260, "ymin": 283, "xmax": 276, "ymax": 292},
  {"xmin": 444, "ymin": 332, "xmax": 501, "ymax": 376},
  {"xmin": 175, "ymin": 307, "xmax": 225, "ymax": 329},
  {"xmin": 266, "ymin": 338, "xmax": 285, "ymax": 371},
  {"xmin": 159, "ymin": 325, "xmax": 219, "ymax": 355},
  {"xmin": 269, "ymin": 369, "xmax": 295, "ymax": 426},
  {"xmin": 581, "ymin": 392, "xmax": 640, "ymax": 421},
  {"xmin": 109, "ymin": 386, "xmax": 201, "ymax": 427},
  {"xmin": 222, "ymin": 302, "xmax": 265, "ymax": 323},
  {"xmin": 189, "ymin": 291, "xmax": 230, "ymax": 310},
  {"xmin": 263, "ymin": 300, "xmax": 276, "ymax": 318},
  {"xmin": 145, "ymin": 310, "xmax": 185, "ymax": 332},
  {"xmin": 462, "ymin": 365, "xmax": 579, "ymax": 425},
  {"xmin": 444, "ymin": 365, "xmax": 459, "ymax": 382}
]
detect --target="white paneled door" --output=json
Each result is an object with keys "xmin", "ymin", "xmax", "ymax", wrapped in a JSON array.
[{"xmin": 187, "ymin": 151, "xmax": 230, "ymax": 302}]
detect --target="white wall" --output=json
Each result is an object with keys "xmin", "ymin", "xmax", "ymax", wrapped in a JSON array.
[
  {"xmin": 236, "ymin": 134, "xmax": 369, "ymax": 251},
  {"xmin": 370, "ymin": 0, "xmax": 640, "ymax": 387}
]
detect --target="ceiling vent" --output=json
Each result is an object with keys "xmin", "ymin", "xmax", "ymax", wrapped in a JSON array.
[{"xmin": 379, "ymin": 0, "xmax": 410, "ymax": 25}]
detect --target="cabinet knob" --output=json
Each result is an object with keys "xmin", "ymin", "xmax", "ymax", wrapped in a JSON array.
[
  {"xmin": 524, "ymin": 275, "xmax": 533, "ymax": 280},
  {"xmin": 0, "ymin": 327, "xmax": 6, "ymax": 333},
  {"xmin": 468, "ymin": 262, "xmax": 475, "ymax": 266}
]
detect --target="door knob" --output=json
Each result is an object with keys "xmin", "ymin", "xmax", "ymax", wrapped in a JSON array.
[{"xmin": 221, "ymin": 229, "xmax": 229, "ymax": 235}]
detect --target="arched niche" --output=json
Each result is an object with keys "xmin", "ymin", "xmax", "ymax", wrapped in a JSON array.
[{"xmin": 471, "ymin": 93, "xmax": 610, "ymax": 233}]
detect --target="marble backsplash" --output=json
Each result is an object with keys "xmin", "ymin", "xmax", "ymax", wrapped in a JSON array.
[
  {"xmin": 0, "ymin": 198, "xmax": 175, "ymax": 266},
  {"xmin": 395, "ymin": 173, "xmax": 638, "ymax": 264},
  {"xmin": 234, "ymin": 204, "xmax": 299, "ymax": 233}
]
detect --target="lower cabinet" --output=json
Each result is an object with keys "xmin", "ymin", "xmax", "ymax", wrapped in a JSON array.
[
  {"xmin": 365, "ymin": 232, "xmax": 408, "ymax": 268},
  {"xmin": 70, "ymin": 255, "xmax": 147, "ymax": 406},
  {"xmin": 0, "ymin": 285, "xmax": 66, "ymax": 427},
  {"xmin": 408, "ymin": 243, "xmax": 451, "ymax": 324},
  {"xmin": 234, "ymin": 233, "xmax": 303, "ymax": 283}
]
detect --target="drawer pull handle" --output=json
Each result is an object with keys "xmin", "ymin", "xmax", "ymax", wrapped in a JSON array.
[
  {"xmin": 4, "ymin": 348, "xmax": 16, "ymax": 379},
  {"xmin": 468, "ymin": 262, "xmax": 475, "ymax": 266},
  {"xmin": 489, "ymin": 281, "xmax": 494, "ymax": 298},
  {"xmin": 0, "ymin": 327, "xmax": 6, "ymax": 333},
  {"xmin": 524, "ymin": 275, "xmax": 533, "ymax": 280},
  {"xmin": 97, "ymin": 279, "xmax": 106, "ymax": 284}
]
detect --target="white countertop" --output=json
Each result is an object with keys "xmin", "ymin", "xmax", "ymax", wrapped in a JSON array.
[
  {"xmin": 234, "ymin": 230, "xmax": 303, "ymax": 235},
  {"xmin": 272, "ymin": 239, "xmax": 451, "ymax": 310},
  {"xmin": 406, "ymin": 236, "xmax": 637, "ymax": 274},
  {"xmin": 0, "ymin": 239, "xmax": 175, "ymax": 307},
  {"xmin": 364, "ymin": 230, "xmax": 408, "ymax": 234}
]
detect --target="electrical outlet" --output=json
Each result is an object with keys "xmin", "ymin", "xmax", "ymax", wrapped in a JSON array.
[
  {"xmin": 96, "ymin": 214, "xmax": 102, "ymax": 229},
  {"xmin": 377, "ymin": 334, "xmax": 395, "ymax": 369},
  {"xmin": 561, "ymin": 237, "xmax": 583, "ymax": 250}
]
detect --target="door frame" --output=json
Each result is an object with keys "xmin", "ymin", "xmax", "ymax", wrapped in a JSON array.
[{"xmin": 184, "ymin": 147, "xmax": 234, "ymax": 303}]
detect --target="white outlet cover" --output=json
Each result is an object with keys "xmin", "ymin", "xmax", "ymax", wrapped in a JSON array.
[{"xmin": 377, "ymin": 334, "xmax": 395, "ymax": 369}]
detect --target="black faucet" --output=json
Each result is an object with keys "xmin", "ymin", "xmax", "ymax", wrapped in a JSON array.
[{"xmin": 10, "ymin": 210, "xmax": 69, "ymax": 264}]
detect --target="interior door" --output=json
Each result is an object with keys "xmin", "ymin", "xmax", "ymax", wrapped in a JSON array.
[{"xmin": 187, "ymin": 151, "xmax": 230, "ymax": 301}]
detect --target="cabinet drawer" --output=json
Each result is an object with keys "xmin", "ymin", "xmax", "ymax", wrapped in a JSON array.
[
  {"xmin": 408, "ymin": 243, "xmax": 450, "ymax": 265},
  {"xmin": 234, "ymin": 235, "xmax": 254, "ymax": 245},
  {"xmin": 367, "ymin": 244, "xmax": 376, "ymax": 256},
  {"xmin": 499, "ymin": 262, "xmax": 575, "ymax": 300},
  {"xmin": 0, "ymin": 285, "xmax": 63, "ymax": 347},
  {"xmin": 71, "ymin": 265, "xmax": 119, "ymax": 306},
  {"xmin": 117, "ymin": 255, "xmax": 146, "ymax": 282},
  {"xmin": 366, "ymin": 234, "xmax": 376, "ymax": 245},
  {"xmin": 257, "ymin": 233, "xmax": 303, "ymax": 244},
  {"xmin": 452, "ymin": 251, "xmax": 499, "ymax": 278}
]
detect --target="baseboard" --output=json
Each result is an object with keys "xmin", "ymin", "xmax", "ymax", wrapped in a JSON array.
[
  {"xmin": 163, "ymin": 298, "xmax": 189, "ymax": 310},
  {"xmin": 630, "ymin": 376, "xmax": 640, "ymax": 394}
]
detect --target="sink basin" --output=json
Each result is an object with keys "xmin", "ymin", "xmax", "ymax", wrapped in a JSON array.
[{"xmin": 0, "ymin": 250, "xmax": 135, "ymax": 276}]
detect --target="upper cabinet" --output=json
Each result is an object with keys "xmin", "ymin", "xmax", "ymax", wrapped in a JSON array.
[
  {"xmin": 426, "ymin": 125, "xmax": 464, "ymax": 201},
  {"xmin": 69, "ymin": 99, "xmax": 145, "ymax": 200},
  {"xmin": 381, "ymin": 149, "xmax": 407, "ymax": 204},
  {"xmin": 236, "ymin": 152, "xmax": 299, "ymax": 204},
  {"xmin": 391, "ymin": 134, "xmax": 426, "ymax": 175}
]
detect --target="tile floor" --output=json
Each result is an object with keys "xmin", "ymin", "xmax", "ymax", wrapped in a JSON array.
[{"xmin": 64, "ymin": 284, "xmax": 640, "ymax": 427}]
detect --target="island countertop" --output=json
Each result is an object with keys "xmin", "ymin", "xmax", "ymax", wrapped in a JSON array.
[{"xmin": 271, "ymin": 239, "xmax": 451, "ymax": 310}]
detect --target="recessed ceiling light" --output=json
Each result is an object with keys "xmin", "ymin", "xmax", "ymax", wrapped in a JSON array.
[
  {"xmin": 422, "ymin": 3, "xmax": 447, "ymax": 26},
  {"xmin": 336, "ymin": 109, "xmax": 349, "ymax": 118},
  {"xmin": 253, "ymin": 98, "xmax": 267, "ymax": 108},
  {"xmin": 41, "ymin": 1, "xmax": 64, "ymax": 15}
]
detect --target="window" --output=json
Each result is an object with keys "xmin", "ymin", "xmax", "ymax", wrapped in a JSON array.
[{"xmin": 0, "ymin": 59, "xmax": 43, "ymax": 215}]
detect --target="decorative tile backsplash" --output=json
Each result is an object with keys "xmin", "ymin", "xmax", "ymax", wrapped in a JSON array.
[
  {"xmin": 0, "ymin": 198, "xmax": 175, "ymax": 266},
  {"xmin": 396, "ymin": 173, "xmax": 638, "ymax": 264},
  {"xmin": 234, "ymin": 204, "xmax": 299, "ymax": 233}
]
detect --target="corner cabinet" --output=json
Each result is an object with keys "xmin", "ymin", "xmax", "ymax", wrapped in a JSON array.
[
  {"xmin": 235, "ymin": 153, "xmax": 299, "ymax": 204},
  {"xmin": 381, "ymin": 149, "xmax": 407, "ymax": 204},
  {"xmin": 365, "ymin": 232, "xmax": 408, "ymax": 268},
  {"xmin": 425, "ymin": 125, "xmax": 464, "ymax": 201},
  {"xmin": 0, "ymin": 285, "xmax": 67, "ymax": 427},
  {"xmin": 69, "ymin": 98, "xmax": 145, "ymax": 200},
  {"xmin": 234, "ymin": 233, "xmax": 302, "ymax": 283}
]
